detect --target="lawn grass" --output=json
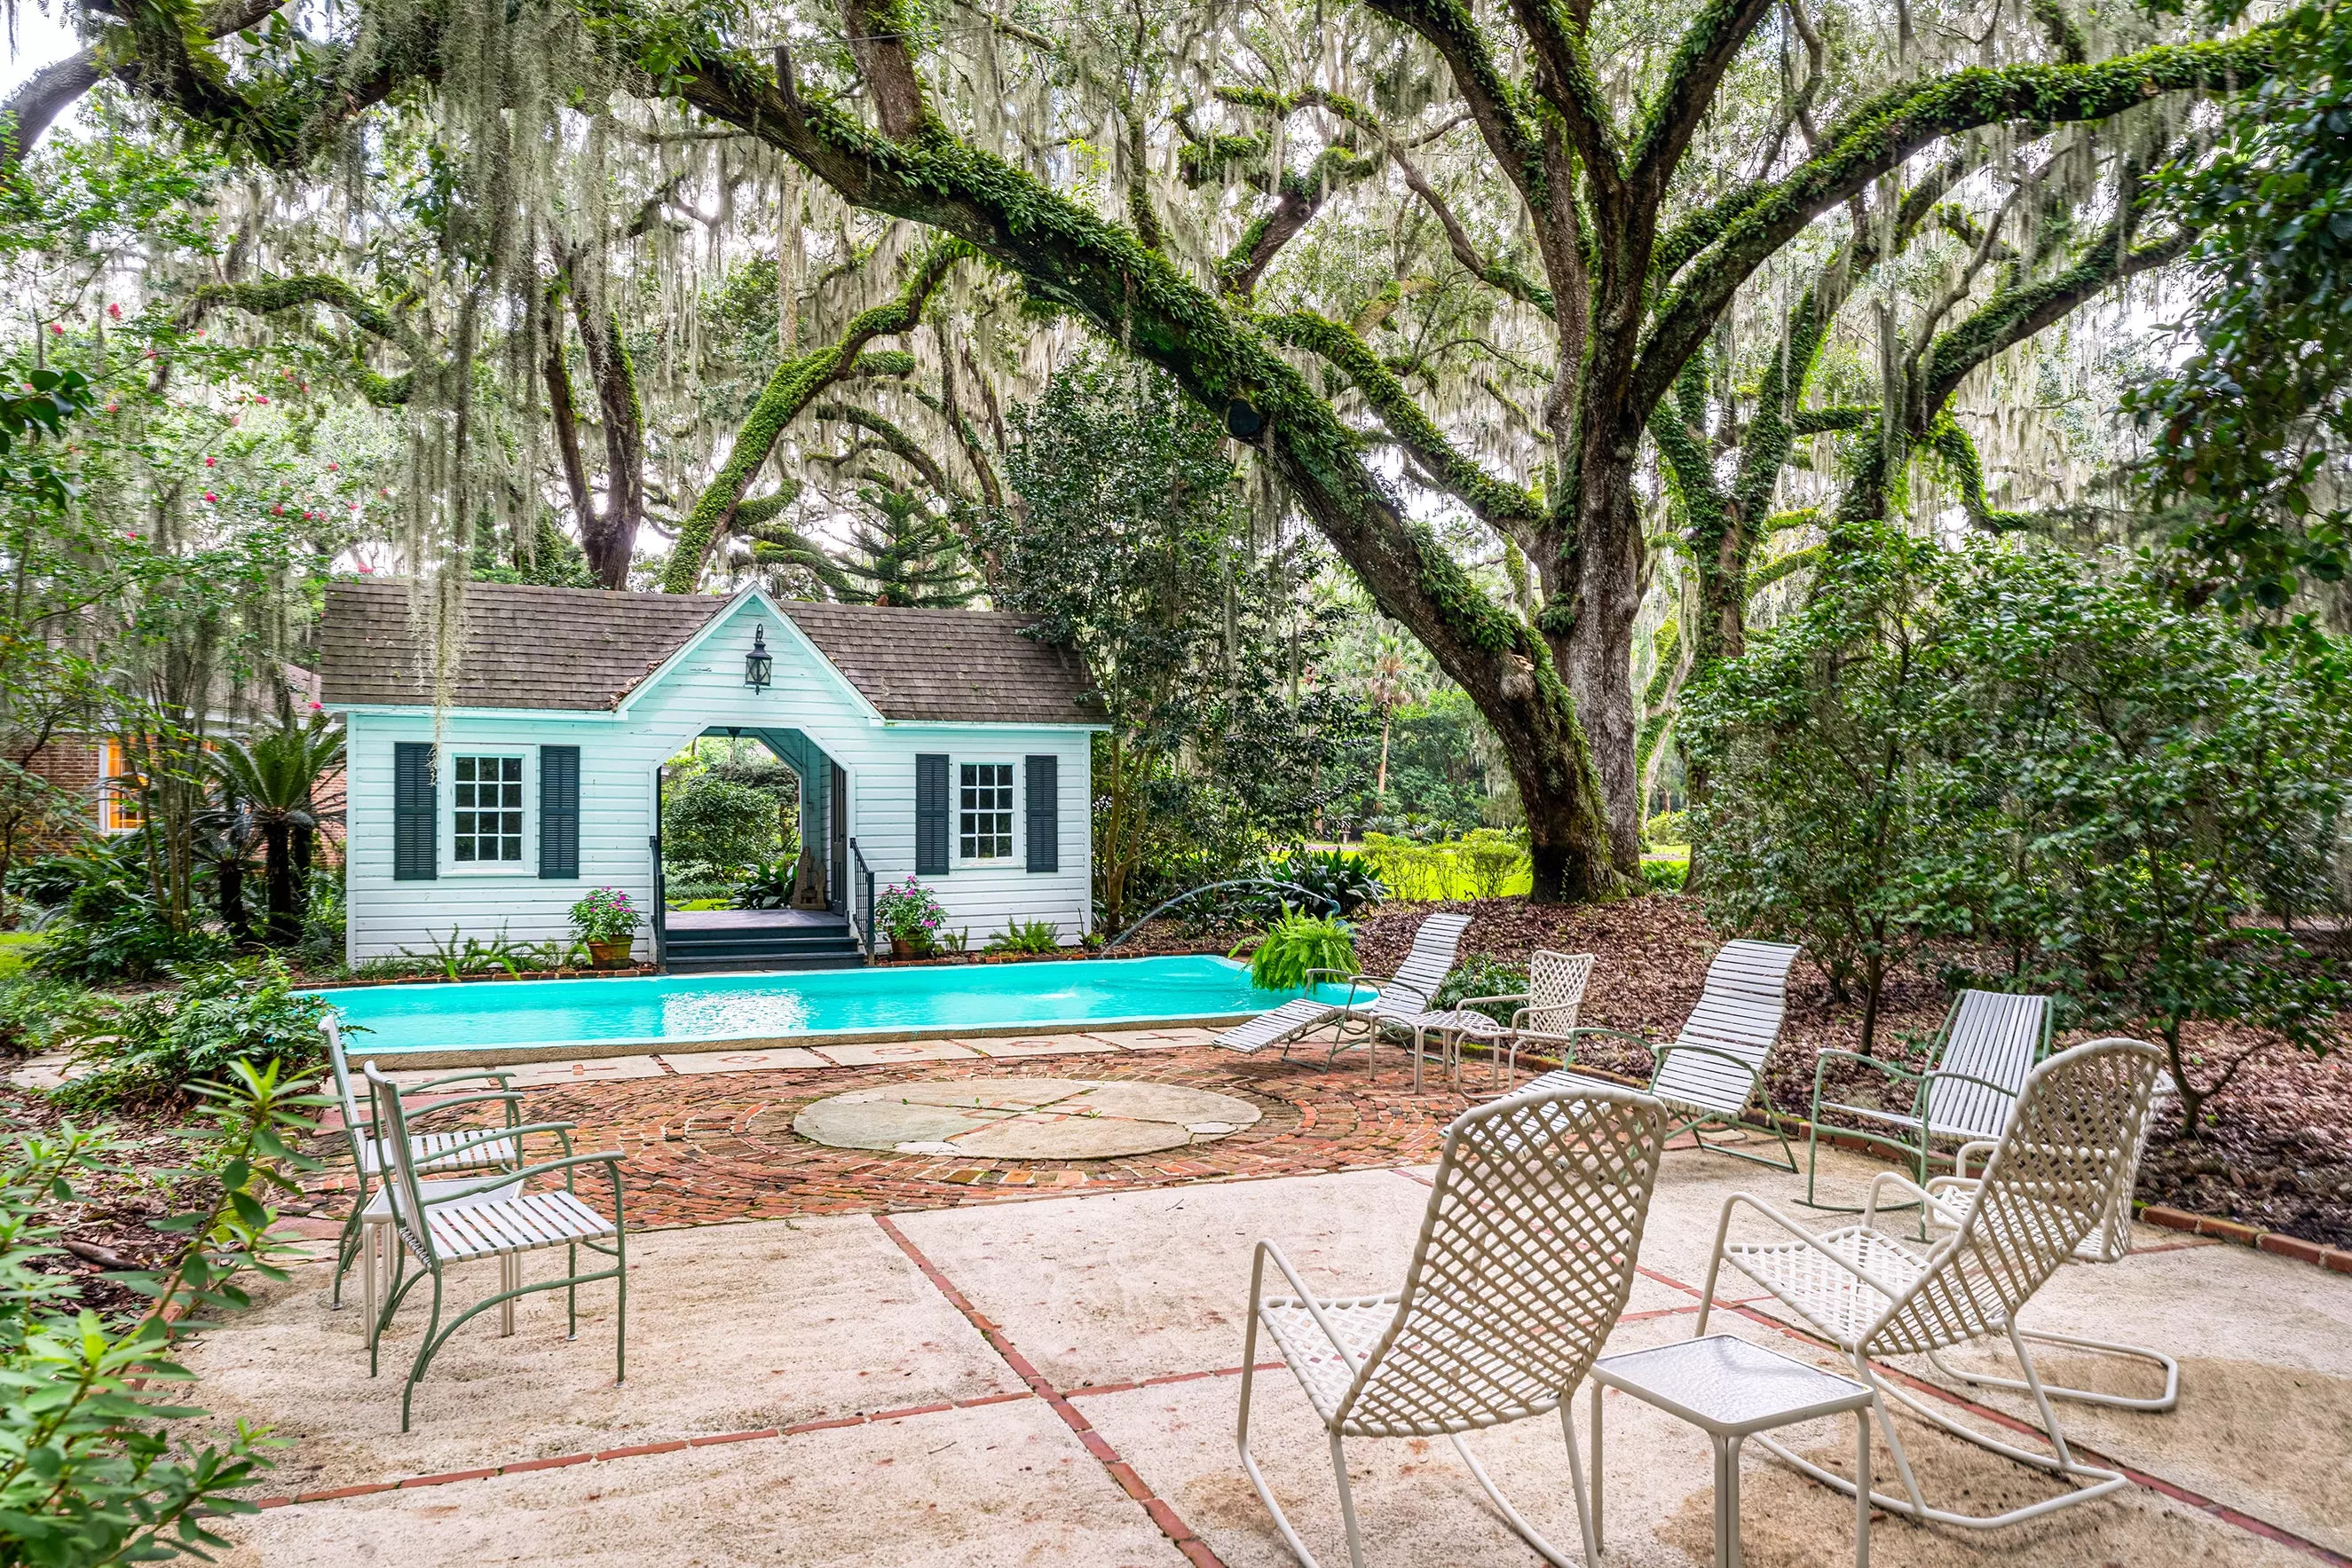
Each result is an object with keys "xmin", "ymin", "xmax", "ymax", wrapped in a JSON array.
[{"xmin": 0, "ymin": 932, "xmax": 43, "ymax": 979}]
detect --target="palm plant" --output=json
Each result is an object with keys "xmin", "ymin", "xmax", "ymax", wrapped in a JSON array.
[{"xmin": 209, "ymin": 714, "xmax": 344, "ymax": 946}]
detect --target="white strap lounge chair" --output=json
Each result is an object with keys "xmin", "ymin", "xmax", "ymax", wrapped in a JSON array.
[
  {"xmin": 1921, "ymin": 1048, "xmax": 2179, "ymax": 1413},
  {"xmin": 1803, "ymin": 989, "xmax": 2052, "ymax": 1211},
  {"xmin": 322, "ymin": 1018, "xmax": 533, "ymax": 1311},
  {"xmin": 363, "ymin": 1063, "xmax": 629, "ymax": 1431},
  {"xmin": 1525, "ymin": 939, "xmax": 1804, "ymax": 1170},
  {"xmin": 1213, "ymin": 912, "xmax": 1476, "ymax": 1073},
  {"xmin": 1239, "ymin": 1079, "xmax": 1667, "ymax": 1568},
  {"xmin": 1696, "ymin": 1037, "xmax": 2165, "ymax": 1529}
]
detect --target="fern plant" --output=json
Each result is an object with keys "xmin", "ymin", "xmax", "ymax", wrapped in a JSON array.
[
  {"xmin": 985, "ymin": 918, "xmax": 1062, "ymax": 955},
  {"xmin": 1237, "ymin": 912, "xmax": 1358, "ymax": 991}
]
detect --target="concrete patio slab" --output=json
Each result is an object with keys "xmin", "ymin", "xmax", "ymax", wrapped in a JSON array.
[
  {"xmin": 959, "ymin": 1033, "xmax": 1125, "ymax": 1058},
  {"xmin": 218, "ymin": 1397, "xmax": 1177, "ymax": 1567},
  {"xmin": 812, "ymin": 1039, "xmax": 980, "ymax": 1067},
  {"xmin": 797, "ymin": 1078, "xmax": 1263, "ymax": 1161},
  {"xmin": 659, "ymin": 1045, "xmax": 828, "ymax": 1074},
  {"xmin": 891, "ymin": 1168, "xmax": 1690, "ymax": 1391},
  {"xmin": 1101, "ymin": 1027, "xmax": 1221, "ymax": 1050},
  {"xmin": 500, "ymin": 1054, "xmax": 671, "ymax": 1087},
  {"xmin": 1089, "ymin": 1311, "xmax": 2310, "ymax": 1568},
  {"xmin": 180, "ymin": 1215, "xmax": 1019, "ymax": 1493}
]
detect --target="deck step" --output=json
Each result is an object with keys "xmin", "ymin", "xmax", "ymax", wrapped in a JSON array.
[
  {"xmin": 665, "ymin": 952, "xmax": 866, "ymax": 974},
  {"xmin": 659, "ymin": 915, "xmax": 862, "ymax": 974}
]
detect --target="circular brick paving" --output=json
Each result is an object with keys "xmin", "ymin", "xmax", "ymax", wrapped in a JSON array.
[{"xmin": 792, "ymin": 1077, "xmax": 1264, "ymax": 1158}]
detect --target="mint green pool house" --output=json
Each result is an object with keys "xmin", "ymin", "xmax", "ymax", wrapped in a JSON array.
[{"xmin": 321, "ymin": 580, "xmax": 1103, "ymax": 971}]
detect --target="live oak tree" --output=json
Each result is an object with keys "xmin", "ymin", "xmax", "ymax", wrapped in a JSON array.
[{"xmin": 25, "ymin": 0, "xmax": 2282, "ymax": 899}]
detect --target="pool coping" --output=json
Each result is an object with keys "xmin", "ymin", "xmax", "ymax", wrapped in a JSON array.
[{"xmin": 340, "ymin": 1012, "xmax": 1262, "ymax": 1071}]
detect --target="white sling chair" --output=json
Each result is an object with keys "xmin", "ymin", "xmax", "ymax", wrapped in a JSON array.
[
  {"xmin": 1215, "ymin": 912, "xmax": 1475, "ymax": 1075},
  {"xmin": 1527, "ymin": 939, "xmax": 1804, "ymax": 1170},
  {"xmin": 1239, "ymin": 1080, "xmax": 1668, "ymax": 1567},
  {"xmin": 1697, "ymin": 1037, "xmax": 2165, "ymax": 1529}
]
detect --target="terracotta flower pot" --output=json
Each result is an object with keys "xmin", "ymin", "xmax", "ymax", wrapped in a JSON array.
[
  {"xmin": 588, "ymin": 939, "xmax": 634, "ymax": 969},
  {"xmin": 891, "ymin": 936, "xmax": 917, "ymax": 958}
]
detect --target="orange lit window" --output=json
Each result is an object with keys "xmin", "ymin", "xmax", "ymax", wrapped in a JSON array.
[{"xmin": 100, "ymin": 739, "xmax": 144, "ymax": 832}]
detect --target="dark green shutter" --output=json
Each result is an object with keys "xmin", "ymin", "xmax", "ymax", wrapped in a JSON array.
[
  {"xmin": 540, "ymin": 745, "xmax": 580, "ymax": 879},
  {"xmin": 915, "ymin": 753, "xmax": 949, "ymax": 875},
  {"xmin": 393, "ymin": 742, "xmax": 436, "ymax": 880},
  {"xmin": 1025, "ymin": 755, "xmax": 1057, "ymax": 872}
]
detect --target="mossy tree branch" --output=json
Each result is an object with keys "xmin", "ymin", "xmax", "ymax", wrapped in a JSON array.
[{"xmin": 659, "ymin": 237, "xmax": 967, "ymax": 594}]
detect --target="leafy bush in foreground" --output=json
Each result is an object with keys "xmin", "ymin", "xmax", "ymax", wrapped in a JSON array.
[{"xmin": 53, "ymin": 957, "xmax": 334, "ymax": 1111}]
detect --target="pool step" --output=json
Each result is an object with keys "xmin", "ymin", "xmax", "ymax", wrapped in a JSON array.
[{"xmin": 660, "ymin": 918, "xmax": 864, "ymax": 974}]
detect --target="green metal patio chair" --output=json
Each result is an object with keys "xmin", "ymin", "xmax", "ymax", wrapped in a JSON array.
[
  {"xmin": 322, "ymin": 1018, "xmax": 529, "ymax": 1312},
  {"xmin": 363, "ymin": 1062, "xmax": 630, "ymax": 1430},
  {"xmin": 1802, "ymin": 989, "xmax": 2053, "ymax": 1213}
]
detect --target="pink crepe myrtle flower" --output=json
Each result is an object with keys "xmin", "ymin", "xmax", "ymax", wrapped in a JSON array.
[
  {"xmin": 272, "ymin": 503, "xmax": 286, "ymax": 515},
  {"xmin": 204, "ymin": 455, "xmax": 217, "ymax": 467},
  {"xmin": 255, "ymin": 395, "xmax": 270, "ymax": 405},
  {"xmin": 47, "ymin": 323, "xmax": 62, "ymax": 336},
  {"xmin": 202, "ymin": 492, "xmax": 217, "ymax": 503},
  {"xmin": 326, "ymin": 461, "xmax": 339, "ymax": 472},
  {"xmin": 104, "ymin": 401, "xmax": 118, "ymax": 413},
  {"xmin": 107, "ymin": 303, "xmax": 122, "ymax": 319},
  {"xmin": 302, "ymin": 509, "xmax": 315, "ymax": 520},
  {"xmin": 310, "ymin": 701, "xmax": 323, "ymax": 712}
]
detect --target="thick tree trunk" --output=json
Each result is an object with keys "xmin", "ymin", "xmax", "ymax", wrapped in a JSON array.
[{"xmin": 260, "ymin": 822, "xmax": 296, "ymax": 945}]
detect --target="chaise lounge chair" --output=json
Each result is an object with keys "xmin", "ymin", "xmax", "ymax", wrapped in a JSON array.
[
  {"xmin": 1523, "ymin": 938, "xmax": 1804, "ymax": 1169},
  {"xmin": 1213, "ymin": 911, "xmax": 1475, "ymax": 1076}
]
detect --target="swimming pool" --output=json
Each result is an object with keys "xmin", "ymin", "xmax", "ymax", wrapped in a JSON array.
[{"xmin": 316, "ymin": 955, "xmax": 1322, "ymax": 1058}]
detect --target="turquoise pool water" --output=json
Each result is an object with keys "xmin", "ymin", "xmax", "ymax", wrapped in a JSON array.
[{"xmin": 315, "ymin": 955, "xmax": 1314, "ymax": 1054}]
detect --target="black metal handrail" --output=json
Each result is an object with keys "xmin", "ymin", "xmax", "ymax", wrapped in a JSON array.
[
  {"xmin": 649, "ymin": 833, "xmax": 667, "ymax": 970},
  {"xmin": 1097, "ymin": 879, "xmax": 1340, "ymax": 955},
  {"xmin": 849, "ymin": 839, "xmax": 876, "ymax": 959}
]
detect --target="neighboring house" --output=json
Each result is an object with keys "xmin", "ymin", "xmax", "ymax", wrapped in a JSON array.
[{"xmin": 318, "ymin": 579, "xmax": 1103, "ymax": 968}]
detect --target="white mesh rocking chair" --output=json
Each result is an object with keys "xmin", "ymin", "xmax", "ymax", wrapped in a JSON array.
[
  {"xmin": 1696, "ymin": 1037, "xmax": 2165, "ymax": 1529},
  {"xmin": 1919, "ymin": 1049, "xmax": 2179, "ymax": 1413},
  {"xmin": 1238, "ymin": 1080, "xmax": 1668, "ymax": 1567}
]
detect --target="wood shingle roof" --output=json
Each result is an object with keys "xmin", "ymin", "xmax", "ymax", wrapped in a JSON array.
[{"xmin": 318, "ymin": 579, "xmax": 1101, "ymax": 724}]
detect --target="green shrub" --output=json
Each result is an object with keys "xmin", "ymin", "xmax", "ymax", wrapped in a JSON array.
[
  {"xmin": 0, "ymin": 1063, "xmax": 320, "ymax": 1558},
  {"xmin": 52, "ymin": 956, "xmax": 335, "ymax": 1110},
  {"xmin": 661, "ymin": 776, "xmax": 781, "ymax": 883},
  {"xmin": 36, "ymin": 904, "xmax": 227, "ymax": 983},
  {"xmin": 731, "ymin": 857, "xmax": 799, "ymax": 910},
  {"xmin": 1433, "ymin": 953, "xmax": 1528, "ymax": 1024},
  {"xmin": 1642, "ymin": 860, "xmax": 1689, "ymax": 894},
  {"xmin": 0, "ymin": 975, "xmax": 90, "ymax": 1058},
  {"xmin": 1268, "ymin": 848, "xmax": 1386, "ymax": 916},
  {"xmin": 1237, "ymin": 911, "xmax": 1358, "ymax": 991},
  {"xmin": 986, "ymin": 918, "xmax": 1062, "ymax": 955},
  {"xmin": 1458, "ymin": 830, "xmax": 1529, "ymax": 899},
  {"xmin": 298, "ymin": 864, "xmax": 346, "ymax": 970},
  {"xmin": 1644, "ymin": 810, "xmax": 1690, "ymax": 848}
]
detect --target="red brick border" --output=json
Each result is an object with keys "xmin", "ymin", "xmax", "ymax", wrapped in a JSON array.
[
  {"xmin": 2136, "ymin": 1203, "xmax": 2352, "ymax": 1274},
  {"xmin": 875, "ymin": 1215, "xmax": 1231, "ymax": 1568}
]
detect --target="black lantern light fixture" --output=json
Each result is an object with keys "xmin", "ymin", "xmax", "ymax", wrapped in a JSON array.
[{"xmin": 743, "ymin": 626, "xmax": 774, "ymax": 692}]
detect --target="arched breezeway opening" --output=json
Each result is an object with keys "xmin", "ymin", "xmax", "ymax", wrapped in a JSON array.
[{"xmin": 651, "ymin": 724, "xmax": 860, "ymax": 972}]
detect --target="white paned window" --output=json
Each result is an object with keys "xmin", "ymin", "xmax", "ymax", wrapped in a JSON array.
[
  {"xmin": 959, "ymin": 762, "xmax": 1014, "ymax": 860},
  {"xmin": 452, "ymin": 754, "xmax": 525, "ymax": 863}
]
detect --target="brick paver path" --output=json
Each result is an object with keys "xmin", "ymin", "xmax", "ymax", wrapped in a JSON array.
[{"xmin": 307, "ymin": 1046, "xmax": 1483, "ymax": 1228}]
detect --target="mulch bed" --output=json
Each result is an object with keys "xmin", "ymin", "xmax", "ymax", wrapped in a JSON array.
[
  {"xmin": 0, "ymin": 1084, "xmax": 216, "ymax": 1315},
  {"xmin": 1354, "ymin": 894, "xmax": 2352, "ymax": 1250}
]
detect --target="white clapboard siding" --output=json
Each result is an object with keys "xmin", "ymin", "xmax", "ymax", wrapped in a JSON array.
[{"xmin": 339, "ymin": 594, "xmax": 1097, "ymax": 961}]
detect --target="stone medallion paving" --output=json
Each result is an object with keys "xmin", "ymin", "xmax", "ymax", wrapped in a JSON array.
[{"xmin": 793, "ymin": 1076, "xmax": 1263, "ymax": 1159}]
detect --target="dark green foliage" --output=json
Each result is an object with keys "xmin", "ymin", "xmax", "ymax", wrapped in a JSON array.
[
  {"xmin": 1641, "ymin": 860, "xmax": 1689, "ymax": 894},
  {"xmin": 1270, "ymin": 848, "xmax": 1387, "ymax": 917},
  {"xmin": 1359, "ymin": 689, "xmax": 1497, "ymax": 837},
  {"xmin": 983, "ymin": 350, "xmax": 1375, "ymax": 928},
  {"xmin": 1684, "ymin": 527, "xmax": 1956, "ymax": 1054},
  {"xmin": 2125, "ymin": 4, "xmax": 2352, "ymax": 617},
  {"xmin": 34, "ymin": 847, "xmax": 229, "ymax": 983},
  {"xmin": 730, "ymin": 858, "xmax": 798, "ymax": 910},
  {"xmin": 1237, "ymin": 911, "xmax": 1358, "ymax": 990},
  {"xmin": 985, "ymin": 918, "xmax": 1063, "ymax": 956},
  {"xmin": 0, "ymin": 1064, "xmax": 320, "ymax": 1560},
  {"xmin": 660, "ymin": 776, "xmax": 782, "ymax": 884},
  {"xmin": 51, "ymin": 956, "xmax": 335, "ymax": 1110},
  {"xmin": 1433, "ymin": 953, "xmax": 1529, "ymax": 1024},
  {"xmin": 1916, "ymin": 547, "xmax": 2352, "ymax": 1131}
]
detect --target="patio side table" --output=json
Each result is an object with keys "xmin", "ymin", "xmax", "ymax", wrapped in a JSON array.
[{"xmin": 1588, "ymin": 1333, "xmax": 1874, "ymax": 1568}]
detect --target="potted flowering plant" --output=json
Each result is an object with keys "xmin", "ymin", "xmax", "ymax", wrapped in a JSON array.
[
  {"xmin": 873, "ymin": 875, "xmax": 945, "ymax": 958},
  {"xmin": 569, "ymin": 887, "xmax": 641, "ymax": 968}
]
